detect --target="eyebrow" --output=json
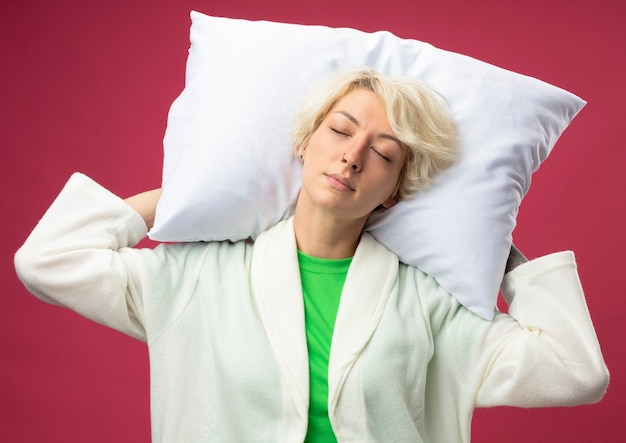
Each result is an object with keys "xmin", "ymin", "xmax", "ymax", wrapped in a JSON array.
[{"xmin": 334, "ymin": 110, "xmax": 402, "ymax": 147}]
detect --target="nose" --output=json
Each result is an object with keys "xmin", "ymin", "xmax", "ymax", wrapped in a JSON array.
[
  {"xmin": 342, "ymin": 142, "xmax": 365, "ymax": 172},
  {"xmin": 342, "ymin": 152, "xmax": 361, "ymax": 172}
]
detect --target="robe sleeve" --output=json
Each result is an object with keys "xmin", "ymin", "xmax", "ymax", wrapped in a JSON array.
[
  {"xmin": 14, "ymin": 173, "xmax": 152, "ymax": 341},
  {"xmin": 475, "ymin": 251, "xmax": 609, "ymax": 407}
]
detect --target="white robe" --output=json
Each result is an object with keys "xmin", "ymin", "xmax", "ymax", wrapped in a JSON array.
[{"xmin": 15, "ymin": 173, "xmax": 608, "ymax": 442}]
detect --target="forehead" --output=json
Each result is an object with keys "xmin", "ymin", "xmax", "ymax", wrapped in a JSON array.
[
  {"xmin": 328, "ymin": 89, "xmax": 390, "ymax": 126},
  {"xmin": 332, "ymin": 88, "xmax": 383, "ymax": 111}
]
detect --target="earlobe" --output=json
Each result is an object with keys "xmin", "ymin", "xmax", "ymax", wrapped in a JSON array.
[
  {"xmin": 381, "ymin": 196, "xmax": 398, "ymax": 209},
  {"xmin": 298, "ymin": 144, "xmax": 307, "ymax": 161}
]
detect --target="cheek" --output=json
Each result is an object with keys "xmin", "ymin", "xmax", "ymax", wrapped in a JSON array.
[
  {"xmin": 379, "ymin": 164, "xmax": 404, "ymax": 191},
  {"xmin": 308, "ymin": 132, "xmax": 330, "ymax": 156},
  {"xmin": 387, "ymin": 161, "xmax": 405, "ymax": 191},
  {"xmin": 305, "ymin": 137, "xmax": 338, "ymax": 167},
  {"xmin": 377, "ymin": 168, "xmax": 403, "ymax": 202},
  {"xmin": 300, "ymin": 155, "xmax": 321, "ymax": 189}
]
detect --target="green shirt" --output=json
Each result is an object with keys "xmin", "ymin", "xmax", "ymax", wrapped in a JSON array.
[{"xmin": 298, "ymin": 251, "xmax": 352, "ymax": 443}]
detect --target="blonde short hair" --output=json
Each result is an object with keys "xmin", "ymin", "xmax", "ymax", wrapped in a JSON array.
[{"xmin": 292, "ymin": 68, "xmax": 458, "ymax": 201}]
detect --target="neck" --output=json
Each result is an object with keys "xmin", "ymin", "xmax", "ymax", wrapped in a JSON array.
[{"xmin": 293, "ymin": 197, "xmax": 367, "ymax": 260}]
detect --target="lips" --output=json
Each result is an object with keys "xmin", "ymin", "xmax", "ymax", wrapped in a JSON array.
[{"xmin": 325, "ymin": 173, "xmax": 355, "ymax": 191}]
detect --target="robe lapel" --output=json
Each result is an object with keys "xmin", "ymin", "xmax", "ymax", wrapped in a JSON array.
[
  {"xmin": 251, "ymin": 218, "xmax": 309, "ymax": 422},
  {"xmin": 327, "ymin": 232, "xmax": 399, "ymax": 412},
  {"xmin": 251, "ymin": 220, "xmax": 399, "ymax": 424}
]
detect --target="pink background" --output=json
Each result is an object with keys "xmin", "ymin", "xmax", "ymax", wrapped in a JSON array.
[{"xmin": 2, "ymin": 0, "xmax": 624, "ymax": 441}]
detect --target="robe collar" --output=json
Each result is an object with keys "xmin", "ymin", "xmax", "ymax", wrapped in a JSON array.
[{"xmin": 251, "ymin": 217, "xmax": 399, "ymax": 421}]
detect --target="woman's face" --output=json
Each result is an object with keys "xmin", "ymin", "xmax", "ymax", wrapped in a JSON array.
[{"xmin": 299, "ymin": 88, "xmax": 405, "ymax": 223}]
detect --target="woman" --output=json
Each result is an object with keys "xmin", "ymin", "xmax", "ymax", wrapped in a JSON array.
[{"xmin": 15, "ymin": 69, "xmax": 608, "ymax": 442}]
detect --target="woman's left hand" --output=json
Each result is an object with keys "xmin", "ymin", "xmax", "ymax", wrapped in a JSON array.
[{"xmin": 505, "ymin": 244, "xmax": 528, "ymax": 274}]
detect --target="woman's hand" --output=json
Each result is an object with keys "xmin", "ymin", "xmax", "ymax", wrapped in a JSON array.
[
  {"xmin": 124, "ymin": 189, "xmax": 162, "ymax": 230},
  {"xmin": 505, "ymin": 244, "xmax": 528, "ymax": 274}
]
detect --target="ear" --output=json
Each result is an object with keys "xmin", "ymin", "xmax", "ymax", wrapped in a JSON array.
[
  {"xmin": 381, "ymin": 196, "xmax": 398, "ymax": 209},
  {"xmin": 297, "ymin": 143, "xmax": 307, "ymax": 161}
]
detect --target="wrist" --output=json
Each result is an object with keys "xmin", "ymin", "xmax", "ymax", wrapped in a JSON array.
[{"xmin": 124, "ymin": 189, "xmax": 162, "ymax": 230}]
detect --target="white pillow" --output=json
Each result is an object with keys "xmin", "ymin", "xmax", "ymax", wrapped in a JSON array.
[{"xmin": 150, "ymin": 11, "xmax": 585, "ymax": 320}]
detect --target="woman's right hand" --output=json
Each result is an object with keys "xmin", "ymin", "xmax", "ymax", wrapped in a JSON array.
[{"xmin": 124, "ymin": 189, "xmax": 162, "ymax": 230}]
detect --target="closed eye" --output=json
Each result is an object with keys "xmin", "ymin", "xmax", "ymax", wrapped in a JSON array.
[
  {"xmin": 331, "ymin": 128, "xmax": 350, "ymax": 137},
  {"xmin": 371, "ymin": 147, "xmax": 391, "ymax": 163}
]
